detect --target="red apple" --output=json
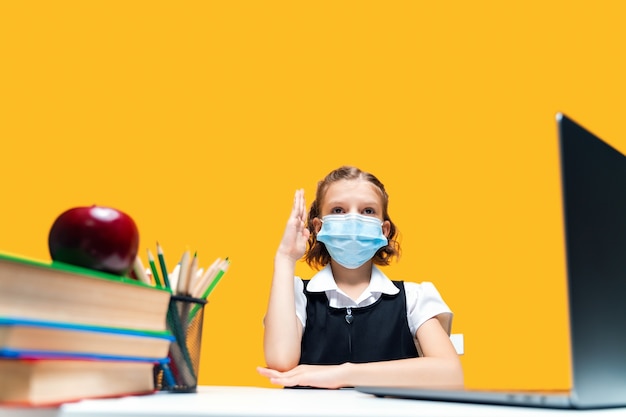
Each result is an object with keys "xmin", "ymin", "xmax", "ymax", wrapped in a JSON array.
[{"xmin": 48, "ymin": 205, "xmax": 140, "ymax": 276}]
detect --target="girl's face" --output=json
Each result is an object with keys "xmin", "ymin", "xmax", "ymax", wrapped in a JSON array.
[{"xmin": 313, "ymin": 179, "xmax": 391, "ymax": 236}]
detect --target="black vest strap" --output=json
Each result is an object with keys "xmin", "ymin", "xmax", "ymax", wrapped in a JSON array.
[{"xmin": 299, "ymin": 280, "xmax": 419, "ymax": 365}]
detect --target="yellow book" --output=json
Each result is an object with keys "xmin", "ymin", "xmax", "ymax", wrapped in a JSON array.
[{"xmin": 0, "ymin": 359, "xmax": 156, "ymax": 406}]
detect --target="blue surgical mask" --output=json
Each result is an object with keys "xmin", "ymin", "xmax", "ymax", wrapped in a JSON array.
[{"xmin": 316, "ymin": 213, "xmax": 388, "ymax": 269}]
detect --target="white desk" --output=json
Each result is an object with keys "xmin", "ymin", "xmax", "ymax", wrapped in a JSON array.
[{"xmin": 2, "ymin": 386, "xmax": 625, "ymax": 417}]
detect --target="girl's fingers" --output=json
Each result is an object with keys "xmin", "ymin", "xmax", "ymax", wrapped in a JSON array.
[
  {"xmin": 299, "ymin": 189, "xmax": 306, "ymax": 221},
  {"xmin": 257, "ymin": 366, "xmax": 283, "ymax": 378},
  {"xmin": 291, "ymin": 190, "xmax": 299, "ymax": 215},
  {"xmin": 293, "ymin": 189, "xmax": 306, "ymax": 222}
]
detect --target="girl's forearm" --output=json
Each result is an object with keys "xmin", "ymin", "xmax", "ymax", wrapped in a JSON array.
[
  {"xmin": 263, "ymin": 255, "xmax": 302, "ymax": 371},
  {"xmin": 341, "ymin": 356, "xmax": 464, "ymax": 388}
]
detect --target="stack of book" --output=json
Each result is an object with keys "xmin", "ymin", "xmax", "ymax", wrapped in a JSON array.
[{"xmin": 0, "ymin": 251, "xmax": 172, "ymax": 406}]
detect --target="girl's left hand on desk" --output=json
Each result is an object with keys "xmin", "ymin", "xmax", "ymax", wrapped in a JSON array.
[{"xmin": 257, "ymin": 364, "xmax": 347, "ymax": 389}]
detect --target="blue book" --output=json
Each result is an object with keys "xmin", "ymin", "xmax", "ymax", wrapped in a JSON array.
[{"xmin": 0, "ymin": 317, "xmax": 174, "ymax": 362}]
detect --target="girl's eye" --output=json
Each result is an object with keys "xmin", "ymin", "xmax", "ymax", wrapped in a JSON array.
[
  {"xmin": 331, "ymin": 207, "xmax": 345, "ymax": 214},
  {"xmin": 363, "ymin": 208, "xmax": 375, "ymax": 215}
]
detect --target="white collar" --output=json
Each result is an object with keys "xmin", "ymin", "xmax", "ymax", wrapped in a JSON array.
[{"xmin": 306, "ymin": 264, "xmax": 399, "ymax": 295}]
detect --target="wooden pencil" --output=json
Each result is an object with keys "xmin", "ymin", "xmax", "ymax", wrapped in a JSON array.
[
  {"xmin": 187, "ymin": 266, "xmax": 204, "ymax": 296},
  {"xmin": 175, "ymin": 250, "xmax": 191, "ymax": 296},
  {"xmin": 169, "ymin": 263, "xmax": 180, "ymax": 292},
  {"xmin": 132, "ymin": 256, "xmax": 151, "ymax": 285},
  {"xmin": 185, "ymin": 251, "xmax": 198, "ymax": 296}
]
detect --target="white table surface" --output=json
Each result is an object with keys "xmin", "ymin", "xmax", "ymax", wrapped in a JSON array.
[{"xmin": 2, "ymin": 386, "xmax": 625, "ymax": 417}]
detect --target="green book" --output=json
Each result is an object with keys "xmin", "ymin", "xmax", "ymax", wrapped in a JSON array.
[{"xmin": 0, "ymin": 251, "xmax": 171, "ymax": 332}]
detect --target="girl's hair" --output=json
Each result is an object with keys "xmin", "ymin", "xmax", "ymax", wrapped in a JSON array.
[{"xmin": 304, "ymin": 165, "xmax": 401, "ymax": 269}]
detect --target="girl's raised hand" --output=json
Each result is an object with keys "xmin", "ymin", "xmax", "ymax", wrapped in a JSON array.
[{"xmin": 276, "ymin": 189, "xmax": 310, "ymax": 263}]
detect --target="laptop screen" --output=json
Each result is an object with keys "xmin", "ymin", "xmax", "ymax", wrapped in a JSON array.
[{"xmin": 558, "ymin": 113, "xmax": 626, "ymax": 407}]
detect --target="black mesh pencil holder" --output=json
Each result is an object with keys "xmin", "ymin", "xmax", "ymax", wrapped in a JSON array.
[{"xmin": 154, "ymin": 294, "xmax": 207, "ymax": 393}]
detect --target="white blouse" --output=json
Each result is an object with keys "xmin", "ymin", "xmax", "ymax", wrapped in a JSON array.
[{"xmin": 294, "ymin": 264, "xmax": 453, "ymax": 339}]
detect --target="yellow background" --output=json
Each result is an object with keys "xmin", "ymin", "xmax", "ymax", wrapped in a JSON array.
[{"xmin": 1, "ymin": 1, "xmax": 625, "ymax": 390}]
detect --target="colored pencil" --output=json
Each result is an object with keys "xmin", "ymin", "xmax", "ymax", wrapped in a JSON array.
[
  {"xmin": 190, "ymin": 257, "xmax": 221, "ymax": 298},
  {"xmin": 189, "ymin": 258, "xmax": 230, "ymax": 320},
  {"xmin": 160, "ymin": 361, "xmax": 177, "ymax": 389},
  {"xmin": 156, "ymin": 242, "xmax": 171, "ymax": 289},
  {"xmin": 147, "ymin": 249, "xmax": 163, "ymax": 288},
  {"xmin": 202, "ymin": 258, "xmax": 230, "ymax": 299}
]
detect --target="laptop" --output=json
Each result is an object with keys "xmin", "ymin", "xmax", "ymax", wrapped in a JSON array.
[{"xmin": 356, "ymin": 113, "xmax": 626, "ymax": 409}]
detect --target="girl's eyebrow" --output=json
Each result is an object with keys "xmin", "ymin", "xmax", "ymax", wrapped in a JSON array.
[{"xmin": 325, "ymin": 200, "xmax": 381, "ymax": 208}]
